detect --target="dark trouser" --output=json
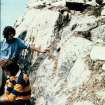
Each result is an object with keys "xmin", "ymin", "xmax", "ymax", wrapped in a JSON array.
[
  {"xmin": 0, "ymin": 100, "xmax": 31, "ymax": 105},
  {"xmin": 12, "ymin": 100, "xmax": 31, "ymax": 105},
  {"xmin": 0, "ymin": 102, "xmax": 12, "ymax": 105},
  {"xmin": 0, "ymin": 69, "xmax": 6, "ymax": 96}
]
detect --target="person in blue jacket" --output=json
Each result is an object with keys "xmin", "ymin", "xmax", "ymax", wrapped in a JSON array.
[{"xmin": 0, "ymin": 26, "xmax": 49, "ymax": 67}]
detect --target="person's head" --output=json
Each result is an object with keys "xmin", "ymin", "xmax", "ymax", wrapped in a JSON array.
[
  {"xmin": 2, "ymin": 61, "xmax": 19, "ymax": 76},
  {"xmin": 3, "ymin": 26, "xmax": 16, "ymax": 40}
]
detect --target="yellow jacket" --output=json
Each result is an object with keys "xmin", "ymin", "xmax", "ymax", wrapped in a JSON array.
[{"xmin": 5, "ymin": 70, "xmax": 31, "ymax": 102}]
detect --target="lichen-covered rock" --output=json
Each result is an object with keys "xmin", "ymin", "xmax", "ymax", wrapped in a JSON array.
[
  {"xmin": 73, "ymin": 101, "xmax": 95, "ymax": 105},
  {"xmin": 91, "ymin": 25, "xmax": 105, "ymax": 42}
]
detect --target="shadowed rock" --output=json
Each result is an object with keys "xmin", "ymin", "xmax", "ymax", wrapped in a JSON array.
[
  {"xmin": 66, "ymin": 2, "xmax": 91, "ymax": 12},
  {"xmin": 18, "ymin": 30, "xmax": 27, "ymax": 40},
  {"xmin": 96, "ymin": 0, "xmax": 103, "ymax": 5}
]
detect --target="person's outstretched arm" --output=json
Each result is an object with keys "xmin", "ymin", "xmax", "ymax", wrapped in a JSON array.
[
  {"xmin": 30, "ymin": 46, "xmax": 50, "ymax": 53},
  {"xmin": 18, "ymin": 38, "xmax": 50, "ymax": 53}
]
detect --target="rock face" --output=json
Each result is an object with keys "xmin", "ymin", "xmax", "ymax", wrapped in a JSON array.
[
  {"xmin": 73, "ymin": 101, "xmax": 95, "ymax": 105},
  {"xmin": 14, "ymin": 0, "xmax": 105, "ymax": 105},
  {"xmin": 102, "ymin": 63, "xmax": 105, "ymax": 70},
  {"xmin": 90, "ymin": 46, "xmax": 105, "ymax": 60}
]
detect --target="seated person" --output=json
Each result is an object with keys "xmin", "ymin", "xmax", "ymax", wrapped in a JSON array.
[{"xmin": 0, "ymin": 61, "xmax": 31, "ymax": 105}]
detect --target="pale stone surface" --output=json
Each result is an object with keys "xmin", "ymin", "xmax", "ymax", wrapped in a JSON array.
[
  {"xmin": 61, "ymin": 15, "xmax": 97, "ymax": 39},
  {"xmin": 101, "ymin": 6, "xmax": 105, "ymax": 16},
  {"xmin": 58, "ymin": 37, "xmax": 92, "ymax": 75},
  {"xmin": 66, "ymin": 0, "xmax": 84, "ymax": 3},
  {"xmin": 71, "ymin": 16, "xmax": 97, "ymax": 32},
  {"xmin": 16, "ymin": 9, "xmax": 59, "ymax": 49},
  {"xmin": 67, "ymin": 58, "xmax": 91, "ymax": 88},
  {"xmin": 35, "ymin": 97, "xmax": 46, "ymax": 105},
  {"xmin": 90, "ymin": 46, "xmax": 105, "ymax": 60},
  {"xmin": 96, "ymin": 90, "xmax": 105, "ymax": 99},
  {"xmin": 14, "ymin": 0, "xmax": 105, "ymax": 105},
  {"xmin": 27, "ymin": 0, "xmax": 98, "ymax": 8},
  {"xmin": 66, "ymin": 0, "xmax": 97, "ymax": 5},
  {"xmin": 32, "ymin": 58, "xmax": 68, "ymax": 105},
  {"xmin": 91, "ymin": 25, "xmax": 105, "ymax": 42},
  {"xmin": 73, "ymin": 101, "xmax": 95, "ymax": 105},
  {"xmin": 27, "ymin": 0, "xmax": 66, "ymax": 7},
  {"xmin": 102, "ymin": 63, "xmax": 105, "ymax": 70},
  {"xmin": 51, "ymin": 1, "xmax": 66, "ymax": 7}
]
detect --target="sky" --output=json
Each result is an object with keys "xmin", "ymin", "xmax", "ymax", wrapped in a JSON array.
[{"xmin": 1, "ymin": 0, "xmax": 27, "ymax": 40}]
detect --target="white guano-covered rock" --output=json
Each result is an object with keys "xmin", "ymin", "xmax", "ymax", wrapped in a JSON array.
[
  {"xmin": 90, "ymin": 46, "xmax": 105, "ymax": 60},
  {"xmin": 67, "ymin": 58, "xmax": 91, "ymax": 88},
  {"xmin": 73, "ymin": 101, "xmax": 95, "ymax": 105}
]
